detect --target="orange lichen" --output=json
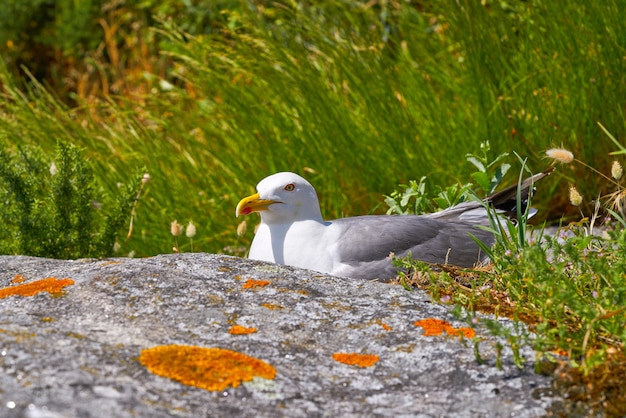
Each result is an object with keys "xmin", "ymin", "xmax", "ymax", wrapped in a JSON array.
[
  {"xmin": 552, "ymin": 348, "xmax": 569, "ymax": 357},
  {"xmin": 372, "ymin": 318, "xmax": 393, "ymax": 331},
  {"xmin": 332, "ymin": 352, "xmax": 380, "ymax": 368},
  {"xmin": 414, "ymin": 318, "xmax": 476, "ymax": 339},
  {"xmin": 229, "ymin": 325, "xmax": 258, "ymax": 335},
  {"xmin": 138, "ymin": 345, "xmax": 276, "ymax": 391},
  {"xmin": 446, "ymin": 326, "xmax": 476, "ymax": 339},
  {"xmin": 10, "ymin": 274, "xmax": 26, "ymax": 284},
  {"xmin": 242, "ymin": 279, "xmax": 271, "ymax": 289},
  {"xmin": 414, "ymin": 318, "xmax": 449, "ymax": 336},
  {"xmin": 260, "ymin": 303, "xmax": 283, "ymax": 310},
  {"xmin": 0, "ymin": 277, "xmax": 75, "ymax": 299}
]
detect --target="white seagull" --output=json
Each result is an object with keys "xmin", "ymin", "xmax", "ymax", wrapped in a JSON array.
[{"xmin": 236, "ymin": 170, "xmax": 552, "ymax": 280}]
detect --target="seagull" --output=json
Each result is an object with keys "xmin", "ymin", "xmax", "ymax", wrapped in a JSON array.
[{"xmin": 236, "ymin": 170, "xmax": 552, "ymax": 280}]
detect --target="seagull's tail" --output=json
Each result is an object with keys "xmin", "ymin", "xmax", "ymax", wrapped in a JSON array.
[
  {"xmin": 486, "ymin": 167, "xmax": 555, "ymax": 220},
  {"xmin": 428, "ymin": 167, "xmax": 554, "ymax": 223}
]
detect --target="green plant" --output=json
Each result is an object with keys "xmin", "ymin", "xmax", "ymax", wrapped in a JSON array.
[
  {"xmin": 393, "ymin": 140, "xmax": 626, "ymax": 414},
  {"xmin": 0, "ymin": 141, "xmax": 146, "ymax": 259},
  {"xmin": 384, "ymin": 141, "xmax": 510, "ymax": 215}
]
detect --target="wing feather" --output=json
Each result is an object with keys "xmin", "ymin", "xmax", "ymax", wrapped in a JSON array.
[{"xmin": 332, "ymin": 215, "xmax": 493, "ymax": 280}]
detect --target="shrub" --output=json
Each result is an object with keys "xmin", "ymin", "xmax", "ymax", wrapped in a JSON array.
[{"xmin": 0, "ymin": 141, "xmax": 145, "ymax": 259}]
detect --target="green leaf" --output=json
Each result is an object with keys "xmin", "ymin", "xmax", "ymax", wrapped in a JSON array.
[
  {"xmin": 471, "ymin": 171, "xmax": 490, "ymax": 193},
  {"xmin": 466, "ymin": 155, "xmax": 486, "ymax": 172}
]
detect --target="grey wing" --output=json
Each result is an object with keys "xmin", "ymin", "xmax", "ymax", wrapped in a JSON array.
[{"xmin": 332, "ymin": 215, "xmax": 494, "ymax": 280}]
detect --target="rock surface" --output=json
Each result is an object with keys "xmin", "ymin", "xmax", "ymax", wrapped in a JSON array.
[{"xmin": 0, "ymin": 254, "xmax": 558, "ymax": 417}]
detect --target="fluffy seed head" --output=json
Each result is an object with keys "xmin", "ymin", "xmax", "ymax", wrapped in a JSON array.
[
  {"xmin": 237, "ymin": 220, "xmax": 248, "ymax": 237},
  {"xmin": 569, "ymin": 186, "xmax": 583, "ymax": 206},
  {"xmin": 185, "ymin": 221, "xmax": 197, "ymax": 238},
  {"xmin": 611, "ymin": 161, "xmax": 623, "ymax": 181},
  {"xmin": 171, "ymin": 220, "xmax": 182, "ymax": 237},
  {"xmin": 546, "ymin": 148, "xmax": 574, "ymax": 164}
]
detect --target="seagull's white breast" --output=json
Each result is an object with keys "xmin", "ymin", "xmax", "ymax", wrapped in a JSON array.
[{"xmin": 249, "ymin": 220, "xmax": 342, "ymax": 274}]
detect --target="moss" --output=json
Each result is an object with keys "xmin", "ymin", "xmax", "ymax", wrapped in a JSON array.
[
  {"xmin": 0, "ymin": 277, "xmax": 74, "ymax": 299},
  {"xmin": 228, "ymin": 325, "xmax": 257, "ymax": 335},
  {"xmin": 332, "ymin": 352, "xmax": 379, "ymax": 368},
  {"xmin": 138, "ymin": 345, "xmax": 276, "ymax": 392},
  {"xmin": 414, "ymin": 318, "xmax": 476, "ymax": 339},
  {"xmin": 242, "ymin": 279, "xmax": 270, "ymax": 289}
]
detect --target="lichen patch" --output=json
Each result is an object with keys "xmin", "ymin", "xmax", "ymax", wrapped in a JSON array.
[
  {"xmin": 414, "ymin": 318, "xmax": 475, "ymax": 339},
  {"xmin": 229, "ymin": 325, "xmax": 258, "ymax": 335},
  {"xmin": 242, "ymin": 279, "xmax": 271, "ymax": 289},
  {"xmin": 332, "ymin": 352, "xmax": 379, "ymax": 368},
  {"xmin": 139, "ymin": 345, "xmax": 276, "ymax": 392},
  {"xmin": 260, "ymin": 303, "xmax": 283, "ymax": 310},
  {"xmin": 0, "ymin": 277, "xmax": 75, "ymax": 299},
  {"xmin": 10, "ymin": 274, "xmax": 26, "ymax": 284}
]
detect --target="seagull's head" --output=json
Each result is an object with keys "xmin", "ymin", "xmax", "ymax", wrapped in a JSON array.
[{"xmin": 236, "ymin": 172, "xmax": 323, "ymax": 224}]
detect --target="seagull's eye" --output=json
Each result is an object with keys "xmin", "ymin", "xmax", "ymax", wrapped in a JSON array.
[{"xmin": 284, "ymin": 183, "xmax": 295, "ymax": 192}]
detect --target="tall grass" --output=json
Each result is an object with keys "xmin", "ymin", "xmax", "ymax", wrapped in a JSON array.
[{"xmin": 0, "ymin": 0, "xmax": 624, "ymax": 257}]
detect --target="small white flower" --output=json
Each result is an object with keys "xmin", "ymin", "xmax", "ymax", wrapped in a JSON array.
[{"xmin": 50, "ymin": 162, "xmax": 58, "ymax": 176}]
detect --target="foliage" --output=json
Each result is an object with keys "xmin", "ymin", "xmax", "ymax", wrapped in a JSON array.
[
  {"xmin": 384, "ymin": 141, "xmax": 509, "ymax": 215},
  {"xmin": 393, "ymin": 141, "xmax": 626, "ymax": 413},
  {"xmin": 0, "ymin": 141, "xmax": 145, "ymax": 259},
  {"xmin": 488, "ymin": 222, "xmax": 626, "ymax": 370}
]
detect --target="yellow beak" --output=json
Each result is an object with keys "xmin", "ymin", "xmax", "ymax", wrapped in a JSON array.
[{"xmin": 235, "ymin": 192, "xmax": 276, "ymax": 217}]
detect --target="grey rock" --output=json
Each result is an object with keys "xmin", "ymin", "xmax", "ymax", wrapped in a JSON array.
[{"xmin": 0, "ymin": 254, "xmax": 557, "ymax": 418}]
